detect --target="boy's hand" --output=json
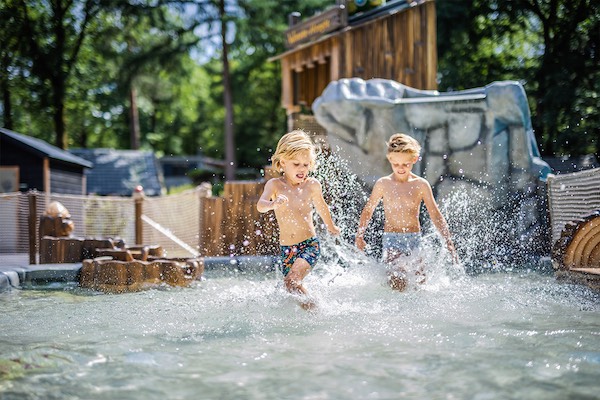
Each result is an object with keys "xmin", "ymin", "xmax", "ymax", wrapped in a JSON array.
[
  {"xmin": 329, "ymin": 224, "xmax": 341, "ymax": 236},
  {"xmin": 446, "ymin": 241, "xmax": 460, "ymax": 264},
  {"xmin": 355, "ymin": 235, "xmax": 367, "ymax": 251},
  {"xmin": 271, "ymin": 194, "xmax": 288, "ymax": 209}
]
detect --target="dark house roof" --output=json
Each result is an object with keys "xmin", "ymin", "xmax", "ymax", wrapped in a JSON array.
[
  {"xmin": 0, "ymin": 128, "xmax": 93, "ymax": 168},
  {"xmin": 70, "ymin": 148, "xmax": 163, "ymax": 196},
  {"xmin": 543, "ymin": 154, "xmax": 599, "ymax": 175},
  {"xmin": 348, "ymin": 0, "xmax": 413, "ymax": 26}
]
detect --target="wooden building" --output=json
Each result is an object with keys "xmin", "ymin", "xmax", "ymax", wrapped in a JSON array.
[
  {"xmin": 0, "ymin": 128, "xmax": 92, "ymax": 195},
  {"xmin": 271, "ymin": 0, "xmax": 437, "ymax": 127}
]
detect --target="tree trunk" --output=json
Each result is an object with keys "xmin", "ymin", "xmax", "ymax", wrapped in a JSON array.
[
  {"xmin": 53, "ymin": 77, "xmax": 67, "ymax": 149},
  {"xmin": 220, "ymin": 0, "xmax": 236, "ymax": 181},
  {"xmin": 129, "ymin": 85, "xmax": 141, "ymax": 150},
  {"xmin": 1, "ymin": 68, "xmax": 12, "ymax": 130}
]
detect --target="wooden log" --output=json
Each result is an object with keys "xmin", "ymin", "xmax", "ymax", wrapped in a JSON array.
[
  {"xmin": 79, "ymin": 259, "xmax": 96, "ymax": 289},
  {"xmin": 126, "ymin": 261, "xmax": 145, "ymax": 291},
  {"xmin": 144, "ymin": 261, "xmax": 163, "ymax": 285},
  {"xmin": 95, "ymin": 249, "xmax": 134, "ymax": 262},
  {"xmin": 82, "ymin": 238, "xmax": 116, "ymax": 259},
  {"xmin": 95, "ymin": 261, "xmax": 129, "ymax": 293},
  {"xmin": 160, "ymin": 261, "xmax": 187, "ymax": 286},
  {"xmin": 79, "ymin": 257, "xmax": 203, "ymax": 293},
  {"xmin": 553, "ymin": 211, "xmax": 600, "ymax": 270},
  {"xmin": 63, "ymin": 238, "xmax": 84, "ymax": 263}
]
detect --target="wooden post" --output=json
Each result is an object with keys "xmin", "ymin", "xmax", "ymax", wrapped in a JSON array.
[
  {"xmin": 28, "ymin": 190, "xmax": 38, "ymax": 264},
  {"xmin": 133, "ymin": 186, "xmax": 144, "ymax": 245},
  {"xmin": 200, "ymin": 197, "xmax": 225, "ymax": 256}
]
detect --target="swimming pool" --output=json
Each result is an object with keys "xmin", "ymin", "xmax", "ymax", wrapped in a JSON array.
[{"xmin": 1, "ymin": 252, "xmax": 599, "ymax": 400}]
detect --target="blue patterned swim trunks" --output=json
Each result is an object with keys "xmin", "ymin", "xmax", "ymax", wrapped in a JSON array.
[
  {"xmin": 279, "ymin": 237, "xmax": 320, "ymax": 277},
  {"xmin": 382, "ymin": 232, "xmax": 421, "ymax": 261}
]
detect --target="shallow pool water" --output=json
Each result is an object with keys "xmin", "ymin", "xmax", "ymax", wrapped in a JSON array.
[{"xmin": 1, "ymin": 257, "xmax": 599, "ymax": 400}]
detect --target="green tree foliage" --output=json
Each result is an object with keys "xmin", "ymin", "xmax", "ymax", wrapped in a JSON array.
[
  {"xmin": 202, "ymin": 0, "xmax": 325, "ymax": 168},
  {"xmin": 0, "ymin": 0, "xmax": 104, "ymax": 149},
  {"xmin": 1, "ymin": 0, "xmax": 597, "ymax": 170},
  {"xmin": 436, "ymin": 0, "xmax": 599, "ymax": 157},
  {"xmin": 0, "ymin": 0, "xmax": 216, "ymax": 150}
]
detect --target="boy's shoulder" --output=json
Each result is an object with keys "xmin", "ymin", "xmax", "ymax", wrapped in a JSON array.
[
  {"xmin": 305, "ymin": 176, "xmax": 322, "ymax": 189},
  {"xmin": 409, "ymin": 174, "xmax": 431, "ymax": 189},
  {"xmin": 376, "ymin": 175, "xmax": 394, "ymax": 183},
  {"xmin": 410, "ymin": 173, "xmax": 429, "ymax": 183},
  {"xmin": 376, "ymin": 174, "xmax": 430, "ymax": 188}
]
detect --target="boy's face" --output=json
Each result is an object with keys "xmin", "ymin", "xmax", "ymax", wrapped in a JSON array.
[
  {"xmin": 387, "ymin": 152, "xmax": 418, "ymax": 178},
  {"xmin": 281, "ymin": 150, "xmax": 312, "ymax": 185}
]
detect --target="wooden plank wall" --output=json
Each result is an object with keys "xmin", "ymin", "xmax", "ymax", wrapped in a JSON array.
[
  {"xmin": 280, "ymin": 1, "xmax": 437, "ymax": 114},
  {"xmin": 339, "ymin": 1, "xmax": 437, "ymax": 89},
  {"xmin": 199, "ymin": 181, "xmax": 279, "ymax": 256},
  {"xmin": 281, "ymin": 38, "xmax": 336, "ymax": 113}
]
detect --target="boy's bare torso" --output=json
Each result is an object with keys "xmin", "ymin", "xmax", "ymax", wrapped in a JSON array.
[
  {"xmin": 269, "ymin": 177, "xmax": 317, "ymax": 245},
  {"xmin": 379, "ymin": 173, "xmax": 425, "ymax": 233}
]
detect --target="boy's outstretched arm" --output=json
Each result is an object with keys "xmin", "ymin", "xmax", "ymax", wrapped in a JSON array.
[
  {"xmin": 421, "ymin": 182, "xmax": 459, "ymax": 263},
  {"xmin": 310, "ymin": 179, "xmax": 340, "ymax": 235},
  {"xmin": 355, "ymin": 181, "xmax": 383, "ymax": 251},
  {"xmin": 257, "ymin": 179, "xmax": 288, "ymax": 213}
]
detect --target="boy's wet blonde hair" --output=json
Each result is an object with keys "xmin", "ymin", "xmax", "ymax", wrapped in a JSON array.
[
  {"xmin": 386, "ymin": 133, "xmax": 421, "ymax": 157},
  {"xmin": 271, "ymin": 129, "xmax": 317, "ymax": 172}
]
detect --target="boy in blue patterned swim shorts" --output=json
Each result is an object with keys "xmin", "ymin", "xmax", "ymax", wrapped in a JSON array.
[
  {"xmin": 257, "ymin": 130, "xmax": 340, "ymax": 309},
  {"xmin": 355, "ymin": 133, "xmax": 458, "ymax": 291}
]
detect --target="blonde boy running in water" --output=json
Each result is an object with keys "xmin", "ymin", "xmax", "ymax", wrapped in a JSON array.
[
  {"xmin": 257, "ymin": 130, "xmax": 340, "ymax": 308},
  {"xmin": 355, "ymin": 133, "xmax": 458, "ymax": 291}
]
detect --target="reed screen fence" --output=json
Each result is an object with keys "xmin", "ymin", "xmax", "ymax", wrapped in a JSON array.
[
  {"xmin": 547, "ymin": 168, "xmax": 600, "ymax": 245},
  {"xmin": 0, "ymin": 190, "xmax": 204, "ymax": 259}
]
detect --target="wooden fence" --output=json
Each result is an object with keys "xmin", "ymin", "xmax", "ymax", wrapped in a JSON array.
[
  {"xmin": 1, "ymin": 180, "xmax": 279, "ymax": 263},
  {"xmin": 200, "ymin": 181, "xmax": 279, "ymax": 257}
]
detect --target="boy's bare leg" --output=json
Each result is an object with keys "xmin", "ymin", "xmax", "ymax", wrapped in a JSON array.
[
  {"xmin": 414, "ymin": 257, "xmax": 426, "ymax": 285},
  {"xmin": 385, "ymin": 252, "xmax": 408, "ymax": 291},
  {"xmin": 284, "ymin": 258, "xmax": 315, "ymax": 309},
  {"xmin": 388, "ymin": 269, "xmax": 408, "ymax": 291}
]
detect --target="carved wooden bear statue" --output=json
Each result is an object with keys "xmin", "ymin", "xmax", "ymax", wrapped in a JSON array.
[{"xmin": 39, "ymin": 201, "xmax": 75, "ymax": 238}]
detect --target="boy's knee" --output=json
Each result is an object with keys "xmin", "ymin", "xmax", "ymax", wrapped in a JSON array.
[
  {"xmin": 284, "ymin": 275, "xmax": 299, "ymax": 290},
  {"xmin": 291, "ymin": 258, "xmax": 310, "ymax": 275},
  {"xmin": 388, "ymin": 273, "xmax": 407, "ymax": 291}
]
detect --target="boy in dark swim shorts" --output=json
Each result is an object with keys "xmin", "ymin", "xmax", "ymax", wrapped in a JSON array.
[{"xmin": 257, "ymin": 130, "xmax": 340, "ymax": 309}]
